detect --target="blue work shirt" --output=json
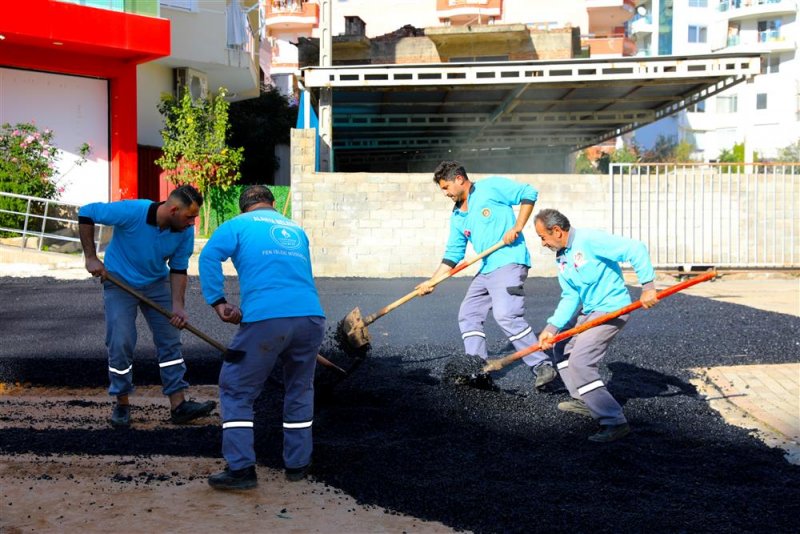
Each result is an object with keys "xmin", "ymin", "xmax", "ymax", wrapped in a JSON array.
[
  {"xmin": 547, "ymin": 228, "xmax": 655, "ymax": 329},
  {"xmin": 78, "ymin": 200, "xmax": 193, "ymax": 287},
  {"xmin": 199, "ymin": 207, "xmax": 325, "ymax": 323},
  {"xmin": 443, "ymin": 177, "xmax": 538, "ymax": 274}
]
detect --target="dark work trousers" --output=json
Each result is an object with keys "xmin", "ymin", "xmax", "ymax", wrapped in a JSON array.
[
  {"xmin": 458, "ymin": 263, "xmax": 549, "ymax": 367},
  {"xmin": 102, "ymin": 276, "xmax": 189, "ymax": 397},
  {"xmin": 556, "ymin": 311, "xmax": 630, "ymax": 426},
  {"xmin": 219, "ymin": 315, "xmax": 326, "ymax": 471}
]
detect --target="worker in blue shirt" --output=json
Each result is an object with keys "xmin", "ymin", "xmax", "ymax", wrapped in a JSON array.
[
  {"xmin": 78, "ymin": 185, "xmax": 216, "ymax": 429},
  {"xmin": 199, "ymin": 185, "xmax": 326, "ymax": 491},
  {"xmin": 417, "ymin": 161, "xmax": 556, "ymax": 390},
  {"xmin": 534, "ymin": 208, "xmax": 658, "ymax": 443}
]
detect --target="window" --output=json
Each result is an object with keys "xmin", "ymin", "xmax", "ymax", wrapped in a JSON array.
[
  {"xmin": 688, "ymin": 25, "xmax": 708, "ymax": 43},
  {"xmin": 688, "ymin": 0, "xmax": 707, "ymax": 6},
  {"xmin": 160, "ymin": 0, "xmax": 197, "ymax": 11},
  {"xmin": 761, "ymin": 55, "xmax": 780, "ymax": 75},
  {"xmin": 756, "ymin": 93, "xmax": 768, "ymax": 110},
  {"xmin": 757, "ymin": 19, "xmax": 781, "ymax": 42},
  {"xmin": 716, "ymin": 95, "xmax": 738, "ymax": 113}
]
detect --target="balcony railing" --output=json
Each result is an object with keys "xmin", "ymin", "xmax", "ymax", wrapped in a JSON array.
[
  {"xmin": 718, "ymin": 0, "xmax": 794, "ymax": 12},
  {"xmin": 265, "ymin": 0, "xmax": 319, "ymax": 27}
]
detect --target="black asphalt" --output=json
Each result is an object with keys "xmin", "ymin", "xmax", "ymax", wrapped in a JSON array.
[{"xmin": 1, "ymin": 275, "xmax": 799, "ymax": 533}]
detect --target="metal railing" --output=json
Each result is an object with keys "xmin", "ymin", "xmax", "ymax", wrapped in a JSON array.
[
  {"xmin": 610, "ymin": 163, "xmax": 799, "ymax": 269},
  {"xmin": 0, "ymin": 191, "xmax": 108, "ymax": 254}
]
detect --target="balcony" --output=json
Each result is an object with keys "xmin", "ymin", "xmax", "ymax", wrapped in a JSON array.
[
  {"xmin": 265, "ymin": 0, "xmax": 319, "ymax": 30},
  {"xmin": 586, "ymin": 0, "xmax": 636, "ymax": 33},
  {"xmin": 717, "ymin": 0, "xmax": 797, "ymax": 20},
  {"xmin": 436, "ymin": 0, "xmax": 503, "ymax": 26},
  {"xmin": 581, "ymin": 33, "xmax": 637, "ymax": 57},
  {"xmin": 727, "ymin": 29, "xmax": 796, "ymax": 51}
]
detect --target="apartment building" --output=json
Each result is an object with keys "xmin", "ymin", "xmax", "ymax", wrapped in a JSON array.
[
  {"xmin": 261, "ymin": 0, "xmax": 637, "ymax": 96},
  {"xmin": 631, "ymin": 0, "xmax": 799, "ymax": 161},
  {"xmin": 0, "ymin": 0, "xmax": 261, "ymax": 203}
]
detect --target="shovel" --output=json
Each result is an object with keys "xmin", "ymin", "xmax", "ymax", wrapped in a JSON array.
[
  {"xmin": 104, "ymin": 272, "xmax": 346, "ymax": 376},
  {"xmin": 338, "ymin": 240, "xmax": 506, "ymax": 352},
  {"xmin": 480, "ymin": 270, "xmax": 717, "ymax": 374}
]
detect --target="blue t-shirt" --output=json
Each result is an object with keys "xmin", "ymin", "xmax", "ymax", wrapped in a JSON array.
[
  {"xmin": 198, "ymin": 207, "xmax": 325, "ymax": 322},
  {"xmin": 547, "ymin": 228, "xmax": 655, "ymax": 329},
  {"xmin": 79, "ymin": 200, "xmax": 194, "ymax": 287},
  {"xmin": 443, "ymin": 176, "xmax": 538, "ymax": 274}
]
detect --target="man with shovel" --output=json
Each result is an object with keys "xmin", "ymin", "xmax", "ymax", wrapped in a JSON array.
[
  {"xmin": 78, "ymin": 185, "xmax": 216, "ymax": 429},
  {"xmin": 199, "ymin": 185, "xmax": 326, "ymax": 491},
  {"xmin": 533, "ymin": 208, "xmax": 657, "ymax": 442},
  {"xmin": 417, "ymin": 161, "xmax": 556, "ymax": 390}
]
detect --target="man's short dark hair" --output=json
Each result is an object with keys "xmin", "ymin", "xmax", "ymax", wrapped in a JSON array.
[
  {"xmin": 170, "ymin": 184, "xmax": 203, "ymax": 208},
  {"xmin": 433, "ymin": 160, "xmax": 468, "ymax": 184},
  {"xmin": 239, "ymin": 185, "xmax": 275, "ymax": 213},
  {"xmin": 534, "ymin": 209, "xmax": 571, "ymax": 231}
]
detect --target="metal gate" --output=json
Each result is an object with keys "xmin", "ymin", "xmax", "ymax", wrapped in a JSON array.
[{"xmin": 610, "ymin": 163, "xmax": 799, "ymax": 269}]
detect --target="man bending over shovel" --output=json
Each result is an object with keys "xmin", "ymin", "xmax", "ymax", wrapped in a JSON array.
[
  {"xmin": 78, "ymin": 185, "xmax": 216, "ymax": 429},
  {"xmin": 533, "ymin": 209, "xmax": 657, "ymax": 442},
  {"xmin": 199, "ymin": 185, "xmax": 326, "ymax": 490},
  {"xmin": 416, "ymin": 161, "xmax": 556, "ymax": 390}
]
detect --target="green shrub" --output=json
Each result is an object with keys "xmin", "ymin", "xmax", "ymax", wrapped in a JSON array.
[{"xmin": 202, "ymin": 184, "xmax": 291, "ymax": 236}]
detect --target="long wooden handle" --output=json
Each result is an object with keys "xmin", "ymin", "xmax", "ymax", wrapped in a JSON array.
[
  {"xmin": 105, "ymin": 272, "xmax": 229, "ymax": 353},
  {"xmin": 363, "ymin": 240, "xmax": 506, "ymax": 325},
  {"xmin": 482, "ymin": 270, "xmax": 717, "ymax": 373},
  {"xmin": 104, "ymin": 272, "xmax": 346, "ymax": 374}
]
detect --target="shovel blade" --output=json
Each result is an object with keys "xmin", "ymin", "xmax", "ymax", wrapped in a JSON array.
[{"xmin": 337, "ymin": 307, "xmax": 372, "ymax": 351}]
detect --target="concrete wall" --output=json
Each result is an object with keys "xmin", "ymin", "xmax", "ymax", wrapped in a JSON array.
[{"xmin": 290, "ymin": 129, "xmax": 611, "ymax": 278}]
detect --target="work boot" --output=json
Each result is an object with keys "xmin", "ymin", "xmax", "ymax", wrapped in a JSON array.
[
  {"xmin": 532, "ymin": 362, "xmax": 557, "ymax": 389},
  {"xmin": 208, "ymin": 465, "xmax": 257, "ymax": 490},
  {"xmin": 285, "ymin": 464, "xmax": 311, "ymax": 482},
  {"xmin": 170, "ymin": 399, "xmax": 216, "ymax": 424},
  {"xmin": 588, "ymin": 423, "xmax": 631, "ymax": 443},
  {"xmin": 557, "ymin": 399, "xmax": 592, "ymax": 418},
  {"xmin": 109, "ymin": 403, "xmax": 131, "ymax": 428}
]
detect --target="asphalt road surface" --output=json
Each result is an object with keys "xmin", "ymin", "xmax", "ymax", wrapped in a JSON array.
[{"xmin": 2, "ymin": 275, "xmax": 799, "ymax": 533}]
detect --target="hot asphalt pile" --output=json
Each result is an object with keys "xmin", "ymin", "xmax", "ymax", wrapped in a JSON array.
[{"xmin": 2, "ymin": 276, "xmax": 799, "ymax": 533}]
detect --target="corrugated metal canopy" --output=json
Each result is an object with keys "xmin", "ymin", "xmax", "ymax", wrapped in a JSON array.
[{"xmin": 298, "ymin": 53, "xmax": 762, "ymax": 170}]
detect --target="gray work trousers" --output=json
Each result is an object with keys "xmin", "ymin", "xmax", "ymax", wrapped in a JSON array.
[
  {"xmin": 556, "ymin": 311, "xmax": 630, "ymax": 426},
  {"xmin": 458, "ymin": 263, "xmax": 549, "ymax": 367}
]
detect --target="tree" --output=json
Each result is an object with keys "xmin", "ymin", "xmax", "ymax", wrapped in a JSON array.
[
  {"xmin": 157, "ymin": 88, "xmax": 244, "ymax": 236},
  {"xmin": 776, "ymin": 140, "xmax": 800, "ymax": 162},
  {"xmin": 228, "ymin": 85, "xmax": 298, "ymax": 184},
  {"xmin": 574, "ymin": 150, "xmax": 598, "ymax": 174},
  {"xmin": 641, "ymin": 135, "xmax": 677, "ymax": 163}
]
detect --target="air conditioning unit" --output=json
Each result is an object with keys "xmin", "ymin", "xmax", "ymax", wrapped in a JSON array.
[{"xmin": 174, "ymin": 67, "xmax": 209, "ymax": 101}]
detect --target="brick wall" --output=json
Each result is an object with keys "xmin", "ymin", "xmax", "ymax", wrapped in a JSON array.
[{"xmin": 290, "ymin": 129, "xmax": 611, "ymax": 278}]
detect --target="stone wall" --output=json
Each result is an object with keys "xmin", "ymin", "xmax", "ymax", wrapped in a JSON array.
[{"xmin": 290, "ymin": 129, "xmax": 610, "ymax": 277}]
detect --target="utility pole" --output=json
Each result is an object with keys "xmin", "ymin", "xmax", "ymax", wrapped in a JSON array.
[{"xmin": 319, "ymin": 0, "xmax": 333, "ymax": 171}]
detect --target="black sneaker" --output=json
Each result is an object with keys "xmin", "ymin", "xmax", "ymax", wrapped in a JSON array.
[
  {"xmin": 285, "ymin": 464, "xmax": 311, "ymax": 482},
  {"xmin": 532, "ymin": 363, "xmax": 557, "ymax": 389},
  {"xmin": 170, "ymin": 399, "xmax": 216, "ymax": 424},
  {"xmin": 557, "ymin": 399, "xmax": 592, "ymax": 418},
  {"xmin": 588, "ymin": 423, "xmax": 631, "ymax": 443},
  {"xmin": 208, "ymin": 465, "xmax": 257, "ymax": 490},
  {"xmin": 110, "ymin": 404, "xmax": 131, "ymax": 428}
]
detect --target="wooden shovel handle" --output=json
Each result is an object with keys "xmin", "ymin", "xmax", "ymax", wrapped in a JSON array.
[
  {"xmin": 105, "ymin": 272, "xmax": 347, "ymax": 375},
  {"xmin": 105, "ymin": 272, "xmax": 229, "ymax": 353},
  {"xmin": 363, "ymin": 240, "xmax": 506, "ymax": 325},
  {"xmin": 482, "ymin": 270, "xmax": 717, "ymax": 373}
]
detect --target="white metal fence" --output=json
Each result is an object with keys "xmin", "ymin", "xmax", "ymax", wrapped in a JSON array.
[
  {"xmin": 610, "ymin": 163, "xmax": 799, "ymax": 269},
  {"xmin": 0, "ymin": 191, "xmax": 107, "ymax": 253}
]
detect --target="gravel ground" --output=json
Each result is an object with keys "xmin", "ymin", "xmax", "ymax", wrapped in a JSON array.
[{"xmin": 1, "ymin": 275, "xmax": 799, "ymax": 533}]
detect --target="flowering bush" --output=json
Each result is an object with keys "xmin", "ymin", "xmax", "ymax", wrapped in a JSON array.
[{"xmin": 0, "ymin": 122, "xmax": 90, "ymax": 235}]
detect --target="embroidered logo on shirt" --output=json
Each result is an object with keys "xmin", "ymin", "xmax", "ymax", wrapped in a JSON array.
[
  {"xmin": 464, "ymin": 229, "xmax": 471, "ymax": 238},
  {"xmin": 481, "ymin": 208, "xmax": 491, "ymax": 218},
  {"xmin": 573, "ymin": 251, "xmax": 586, "ymax": 269}
]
